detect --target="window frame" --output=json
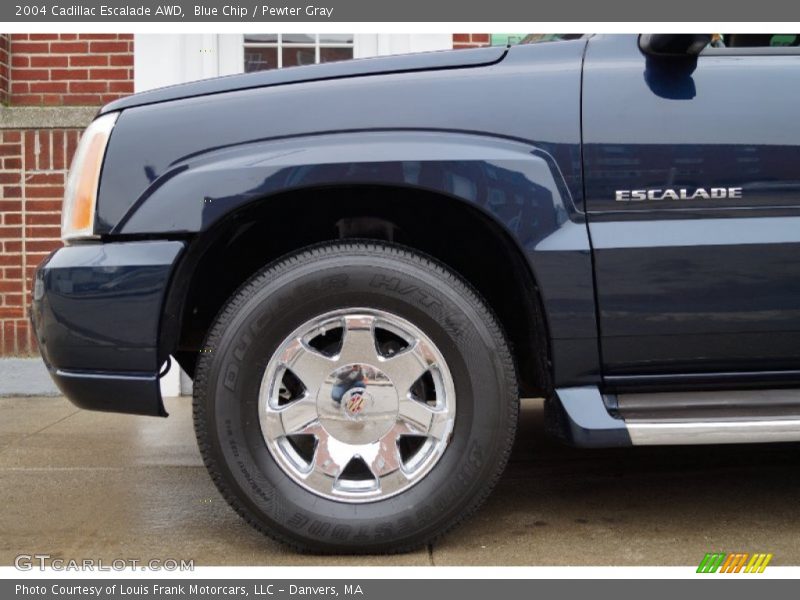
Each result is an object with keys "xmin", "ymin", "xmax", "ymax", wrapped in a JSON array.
[{"xmin": 243, "ymin": 33, "xmax": 355, "ymax": 71}]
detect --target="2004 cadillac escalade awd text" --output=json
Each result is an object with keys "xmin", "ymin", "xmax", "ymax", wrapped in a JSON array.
[{"xmin": 30, "ymin": 33, "xmax": 800, "ymax": 553}]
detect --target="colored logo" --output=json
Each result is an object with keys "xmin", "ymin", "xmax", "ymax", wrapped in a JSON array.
[
  {"xmin": 343, "ymin": 387, "xmax": 368, "ymax": 416},
  {"xmin": 697, "ymin": 552, "xmax": 773, "ymax": 573}
]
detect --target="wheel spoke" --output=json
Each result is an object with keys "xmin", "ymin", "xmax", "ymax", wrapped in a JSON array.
[
  {"xmin": 363, "ymin": 431, "xmax": 409, "ymax": 496},
  {"xmin": 427, "ymin": 411, "xmax": 454, "ymax": 441},
  {"xmin": 376, "ymin": 468, "xmax": 410, "ymax": 496},
  {"xmin": 365, "ymin": 430, "xmax": 403, "ymax": 476},
  {"xmin": 280, "ymin": 396, "xmax": 320, "ymax": 435},
  {"xmin": 303, "ymin": 460, "xmax": 337, "ymax": 495},
  {"xmin": 336, "ymin": 315, "xmax": 380, "ymax": 365},
  {"xmin": 263, "ymin": 396, "xmax": 319, "ymax": 439},
  {"xmin": 321, "ymin": 430, "xmax": 357, "ymax": 473},
  {"xmin": 381, "ymin": 339, "xmax": 437, "ymax": 396},
  {"xmin": 398, "ymin": 397, "xmax": 453, "ymax": 440},
  {"xmin": 398, "ymin": 396, "xmax": 436, "ymax": 434},
  {"xmin": 260, "ymin": 411, "xmax": 286, "ymax": 441},
  {"xmin": 306, "ymin": 429, "xmax": 358, "ymax": 494},
  {"xmin": 281, "ymin": 337, "xmax": 334, "ymax": 390}
]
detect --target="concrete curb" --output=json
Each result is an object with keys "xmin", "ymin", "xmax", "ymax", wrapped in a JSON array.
[
  {"xmin": 0, "ymin": 356, "xmax": 192, "ymax": 398},
  {"xmin": 0, "ymin": 357, "xmax": 59, "ymax": 396}
]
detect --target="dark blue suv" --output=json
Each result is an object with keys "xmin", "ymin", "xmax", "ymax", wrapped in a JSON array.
[{"xmin": 31, "ymin": 33, "xmax": 800, "ymax": 553}]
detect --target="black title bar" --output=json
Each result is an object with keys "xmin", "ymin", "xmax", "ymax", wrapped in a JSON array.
[{"xmin": 4, "ymin": 0, "xmax": 800, "ymax": 22}]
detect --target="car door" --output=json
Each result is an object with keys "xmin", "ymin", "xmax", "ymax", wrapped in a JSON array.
[{"xmin": 582, "ymin": 34, "xmax": 800, "ymax": 387}]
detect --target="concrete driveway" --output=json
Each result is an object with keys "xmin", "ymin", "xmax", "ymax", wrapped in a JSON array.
[{"xmin": 1, "ymin": 396, "xmax": 799, "ymax": 566}]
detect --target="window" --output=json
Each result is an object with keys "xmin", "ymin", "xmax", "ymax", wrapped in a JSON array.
[
  {"xmin": 702, "ymin": 33, "xmax": 800, "ymax": 55},
  {"xmin": 717, "ymin": 34, "xmax": 799, "ymax": 48},
  {"xmin": 243, "ymin": 34, "xmax": 354, "ymax": 72},
  {"xmin": 490, "ymin": 33, "xmax": 528, "ymax": 46}
]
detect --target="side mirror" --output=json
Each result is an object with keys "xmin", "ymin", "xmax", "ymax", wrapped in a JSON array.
[{"xmin": 639, "ymin": 34, "xmax": 712, "ymax": 57}]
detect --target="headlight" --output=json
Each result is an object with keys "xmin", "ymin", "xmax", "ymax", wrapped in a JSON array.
[{"xmin": 61, "ymin": 112, "xmax": 118, "ymax": 242}]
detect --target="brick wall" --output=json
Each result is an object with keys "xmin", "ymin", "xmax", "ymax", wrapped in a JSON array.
[
  {"xmin": 8, "ymin": 34, "xmax": 133, "ymax": 106},
  {"xmin": 0, "ymin": 128, "xmax": 82, "ymax": 354},
  {"xmin": 453, "ymin": 34, "xmax": 491, "ymax": 49},
  {"xmin": 1, "ymin": 33, "xmax": 134, "ymax": 356}
]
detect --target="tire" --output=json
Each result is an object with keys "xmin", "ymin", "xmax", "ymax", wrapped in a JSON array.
[{"xmin": 193, "ymin": 241, "xmax": 518, "ymax": 553}]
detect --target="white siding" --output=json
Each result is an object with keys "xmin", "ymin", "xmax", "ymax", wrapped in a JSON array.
[{"xmin": 135, "ymin": 34, "xmax": 453, "ymax": 92}]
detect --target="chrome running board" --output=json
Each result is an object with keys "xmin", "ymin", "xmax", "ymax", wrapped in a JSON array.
[
  {"xmin": 553, "ymin": 386, "xmax": 800, "ymax": 447},
  {"xmin": 625, "ymin": 418, "xmax": 800, "ymax": 445}
]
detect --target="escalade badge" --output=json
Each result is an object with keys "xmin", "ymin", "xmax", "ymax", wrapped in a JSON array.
[{"xmin": 615, "ymin": 187, "xmax": 742, "ymax": 202}]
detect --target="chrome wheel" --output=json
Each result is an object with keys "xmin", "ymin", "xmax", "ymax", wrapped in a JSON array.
[
  {"xmin": 259, "ymin": 308, "xmax": 456, "ymax": 502},
  {"xmin": 197, "ymin": 242, "xmax": 518, "ymax": 552}
]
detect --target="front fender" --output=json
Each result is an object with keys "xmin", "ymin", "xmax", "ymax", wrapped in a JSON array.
[
  {"xmin": 117, "ymin": 130, "xmax": 599, "ymax": 384},
  {"xmin": 114, "ymin": 130, "xmax": 575, "ymax": 237}
]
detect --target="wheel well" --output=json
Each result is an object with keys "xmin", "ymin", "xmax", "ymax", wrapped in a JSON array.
[{"xmin": 163, "ymin": 185, "xmax": 552, "ymax": 397}]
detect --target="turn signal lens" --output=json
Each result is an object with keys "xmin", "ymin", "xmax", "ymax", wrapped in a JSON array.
[{"xmin": 61, "ymin": 112, "xmax": 118, "ymax": 242}]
